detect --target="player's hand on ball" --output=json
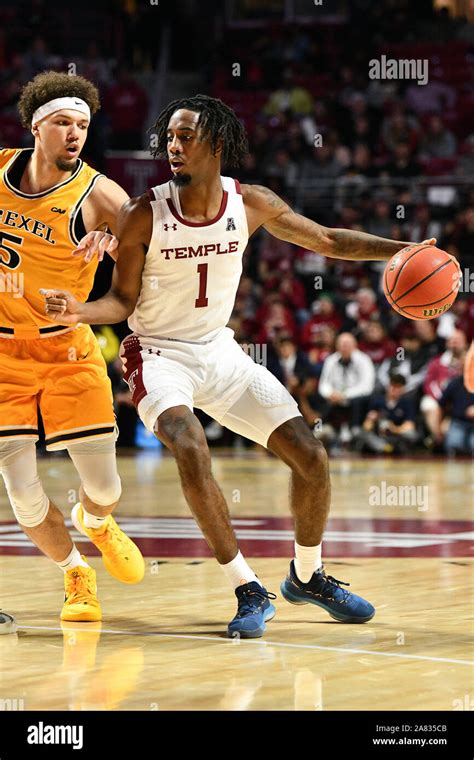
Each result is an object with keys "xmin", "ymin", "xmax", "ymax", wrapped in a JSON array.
[
  {"xmin": 39, "ymin": 289, "xmax": 82, "ymax": 323},
  {"xmin": 72, "ymin": 230, "xmax": 119, "ymax": 262}
]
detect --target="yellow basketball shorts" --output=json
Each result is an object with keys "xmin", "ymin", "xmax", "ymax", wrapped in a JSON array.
[{"xmin": 0, "ymin": 324, "xmax": 116, "ymax": 451}]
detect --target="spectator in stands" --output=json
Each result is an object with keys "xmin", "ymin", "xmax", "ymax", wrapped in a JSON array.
[
  {"xmin": 437, "ymin": 295, "xmax": 474, "ymax": 343},
  {"xmin": 299, "ymin": 143, "xmax": 344, "ymax": 184},
  {"xmin": 306, "ymin": 325, "xmax": 337, "ymax": 376},
  {"xmin": 345, "ymin": 287, "xmax": 380, "ymax": 335},
  {"xmin": 332, "ymin": 259, "xmax": 370, "ymax": 298},
  {"xmin": 408, "ymin": 204, "xmax": 442, "ymax": 245},
  {"xmin": 277, "ymin": 271, "xmax": 308, "ymax": 322},
  {"xmin": 24, "ymin": 37, "xmax": 58, "ymax": 78},
  {"xmin": 301, "ymin": 294, "xmax": 342, "ymax": 350},
  {"xmin": 414, "ymin": 320, "xmax": 445, "ymax": 360},
  {"xmin": 294, "ymin": 247, "xmax": 328, "ymax": 301},
  {"xmin": 0, "ymin": 54, "xmax": 30, "ymax": 110},
  {"xmin": 104, "ymin": 66, "xmax": 148, "ymax": 149},
  {"xmin": 267, "ymin": 336, "xmax": 319, "ymax": 427},
  {"xmin": 456, "ymin": 135, "xmax": 474, "ymax": 178},
  {"xmin": 406, "ymin": 76, "xmax": 456, "ymax": 115},
  {"xmin": 419, "ymin": 115, "xmax": 457, "ymax": 159},
  {"xmin": 377, "ymin": 332, "xmax": 430, "ymax": 394},
  {"xmin": 265, "ymin": 147, "xmax": 298, "ymax": 189},
  {"xmin": 263, "ymin": 68, "xmax": 314, "ymax": 117},
  {"xmin": 367, "ymin": 200, "xmax": 393, "ymax": 238},
  {"xmin": 359, "ymin": 321, "xmax": 396, "ymax": 366},
  {"xmin": 317, "ymin": 332, "xmax": 375, "ymax": 432},
  {"xmin": 450, "ymin": 206, "xmax": 474, "ymax": 270},
  {"xmin": 349, "ymin": 143, "xmax": 379, "ymax": 179},
  {"xmin": 257, "ymin": 230, "xmax": 293, "ymax": 284},
  {"xmin": 381, "ymin": 105, "xmax": 419, "ymax": 154},
  {"xmin": 355, "ymin": 373, "xmax": 418, "ymax": 454},
  {"xmin": 382, "ymin": 141, "xmax": 422, "ymax": 179},
  {"xmin": 80, "ymin": 41, "xmax": 113, "ymax": 91},
  {"xmin": 255, "ymin": 297, "xmax": 298, "ymax": 345},
  {"xmin": 434, "ymin": 372, "xmax": 474, "ymax": 455},
  {"xmin": 421, "ymin": 329, "xmax": 467, "ymax": 444}
]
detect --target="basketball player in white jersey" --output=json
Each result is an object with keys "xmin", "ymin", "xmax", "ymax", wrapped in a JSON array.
[{"xmin": 43, "ymin": 95, "xmax": 436, "ymax": 638}]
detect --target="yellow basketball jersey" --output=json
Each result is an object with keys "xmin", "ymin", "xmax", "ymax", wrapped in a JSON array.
[{"xmin": 0, "ymin": 148, "xmax": 103, "ymax": 338}]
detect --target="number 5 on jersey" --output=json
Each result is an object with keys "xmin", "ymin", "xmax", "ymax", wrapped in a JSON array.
[{"xmin": 0, "ymin": 231, "xmax": 23, "ymax": 269}]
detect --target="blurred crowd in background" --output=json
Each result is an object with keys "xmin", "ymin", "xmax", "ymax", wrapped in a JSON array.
[{"xmin": 0, "ymin": 0, "xmax": 473, "ymax": 455}]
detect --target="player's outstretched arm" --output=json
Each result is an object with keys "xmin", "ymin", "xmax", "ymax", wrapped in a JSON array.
[
  {"xmin": 243, "ymin": 184, "xmax": 435, "ymax": 261},
  {"xmin": 41, "ymin": 195, "xmax": 151, "ymax": 325}
]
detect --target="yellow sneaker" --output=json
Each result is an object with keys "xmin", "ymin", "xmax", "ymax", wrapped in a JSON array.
[
  {"xmin": 71, "ymin": 503, "xmax": 145, "ymax": 585},
  {"xmin": 61, "ymin": 562, "xmax": 102, "ymax": 623}
]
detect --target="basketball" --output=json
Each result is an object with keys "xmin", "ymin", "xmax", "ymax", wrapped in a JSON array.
[{"xmin": 383, "ymin": 244, "xmax": 461, "ymax": 321}]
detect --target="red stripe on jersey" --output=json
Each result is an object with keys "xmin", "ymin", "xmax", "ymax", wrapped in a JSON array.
[
  {"xmin": 234, "ymin": 178, "xmax": 242, "ymax": 194},
  {"xmin": 166, "ymin": 191, "xmax": 228, "ymax": 227},
  {"xmin": 121, "ymin": 335, "xmax": 147, "ymax": 408}
]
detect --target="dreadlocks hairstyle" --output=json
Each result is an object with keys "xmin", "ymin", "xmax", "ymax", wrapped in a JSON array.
[
  {"xmin": 18, "ymin": 71, "xmax": 100, "ymax": 128},
  {"xmin": 149, "ymin": 94, "xmax": 249, "ymax": 167}
]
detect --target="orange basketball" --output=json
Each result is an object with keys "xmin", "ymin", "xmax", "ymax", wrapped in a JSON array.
[{"xmin": 383, "ymin": 244, "xmax": 461, "ymax": 321}]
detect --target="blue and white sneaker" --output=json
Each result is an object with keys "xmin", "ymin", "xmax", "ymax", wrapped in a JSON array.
[
  {"xmin": 280, "ymin": 562, "xmax": 375, "ymax": 623},
  {"xmin": 227, "ymin": 582, "xmax": 276, "ymax": 639}
]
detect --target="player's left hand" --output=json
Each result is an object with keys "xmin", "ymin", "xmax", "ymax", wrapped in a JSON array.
[
  {"xmin": 420, "ymin": 238, "xmax": 437, "ymax": 246},
  {"xmin": 72, "ymin": 231, "xmax": 119, "ymax": 262}
]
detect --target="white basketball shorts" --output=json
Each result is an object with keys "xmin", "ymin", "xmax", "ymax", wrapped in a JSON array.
[{"xmin": 119, "ymin": 327, "xmax": 301, "ymax": 447}]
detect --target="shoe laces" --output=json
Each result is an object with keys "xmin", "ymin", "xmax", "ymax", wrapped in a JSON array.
[
  {"xmin": 91, "ymin": 518, "xmax": 125, "ymax": 552},
  {"xmin": 236, "ymin": 584, "xmax": 276, "ymax": 617},
  {"xmin": 65, "ymin": 569, "xmax": 95, "ymax": 604},
  {"xmin": 313, "ymin": 569, "xmax": 351, "ymax": 603}
]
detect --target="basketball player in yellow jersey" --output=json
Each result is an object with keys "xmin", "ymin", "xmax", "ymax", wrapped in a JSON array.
[{"xmin": 0, "ymin": 71, "xmax": 144, "ymax": 632}]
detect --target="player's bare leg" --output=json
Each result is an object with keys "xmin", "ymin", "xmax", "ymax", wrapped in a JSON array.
[
  {"xmin": 22, "ymin": 501, "xmax": 75, "ymax": 562},
  {"xmin": 156, "ymin": 406, "xmax": 239, "ymax": 564},
  {"xmin": 67, "ymin": 443, "xmax": 145, "ymax": 585},
  {"xmin": 268, "ymin": 416, "xmax": 375, "ymax": 623},
  {"xmin": 0, "ymin": 447, "xmax": 101, "ymax": 621},
  {"xmin": 78, "ymin": 484, "xmax": 119, "ymax": 519},
  {"xmin": 156, "ymin": 405, "xmax": 276, "ymax": 638},
  {"xmin": 267, "ymin": 417, "xmax": 330, "ymax": 548}
]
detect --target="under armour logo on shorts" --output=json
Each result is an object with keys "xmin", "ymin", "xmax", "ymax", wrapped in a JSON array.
[
  {"xmin": 226, "ymin": 217, "xmax": 236, "ymax": 231},
  {"xmin": 164, "ymin": 223, "xmax": 178, "ymax": 231}
]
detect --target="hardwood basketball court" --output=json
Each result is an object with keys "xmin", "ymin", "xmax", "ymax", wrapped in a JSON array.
[{"xmin": 0, "ymin": 452, "xmax": 472, "ymax": 711}]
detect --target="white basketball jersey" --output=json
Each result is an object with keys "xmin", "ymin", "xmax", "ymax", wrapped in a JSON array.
[{"xmin": 128, "ymin": 176, "xmax": 248, "ymax": 342}]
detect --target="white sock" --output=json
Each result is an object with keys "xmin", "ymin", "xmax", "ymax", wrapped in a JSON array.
[
  {"xmin": 294, "ymin": 541, "xmax": 322, "ymax": 583},
  {"xmin": 57, "ymin": 545, "xmax": 89, "ymax": 573},
  {"xmin": 81, "ymin": 505, "xmax": 108, "ymax": 530},
  {"xmin": 220, "ymin": 550, "xmax": 262, "ymax": 590}
]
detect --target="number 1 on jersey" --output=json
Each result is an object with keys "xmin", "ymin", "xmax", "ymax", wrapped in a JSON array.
[{"xmin": 195, "ymin": 262, "xmax": 209, "ymax": 308}]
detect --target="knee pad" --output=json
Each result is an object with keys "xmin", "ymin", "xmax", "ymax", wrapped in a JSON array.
[
  {"xmin": 67, "ymin": 439, "xmax": 122, "ymax": 506},
  {"xmin": 0, "ymin": 442, "xmax": 49, "ymax": 527}
]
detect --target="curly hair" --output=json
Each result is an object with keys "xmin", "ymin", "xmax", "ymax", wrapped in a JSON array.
[
  {"xmin": 149, "ymin": 94, "xmax": 248, "ymax": 167},
  {"xmin": 18, "ymin": 71, "xmax": 100, "ymax": 128}
]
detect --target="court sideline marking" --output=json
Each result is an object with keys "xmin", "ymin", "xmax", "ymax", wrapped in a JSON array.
[{"xmin": 17, "ymin": 625, "xmax": 473, "ymax": 666}]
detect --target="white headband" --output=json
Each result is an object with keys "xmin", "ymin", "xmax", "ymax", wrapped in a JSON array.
[{"xmin": 32, "ymin": 97, "xmax": 91, "ymax": 126}]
